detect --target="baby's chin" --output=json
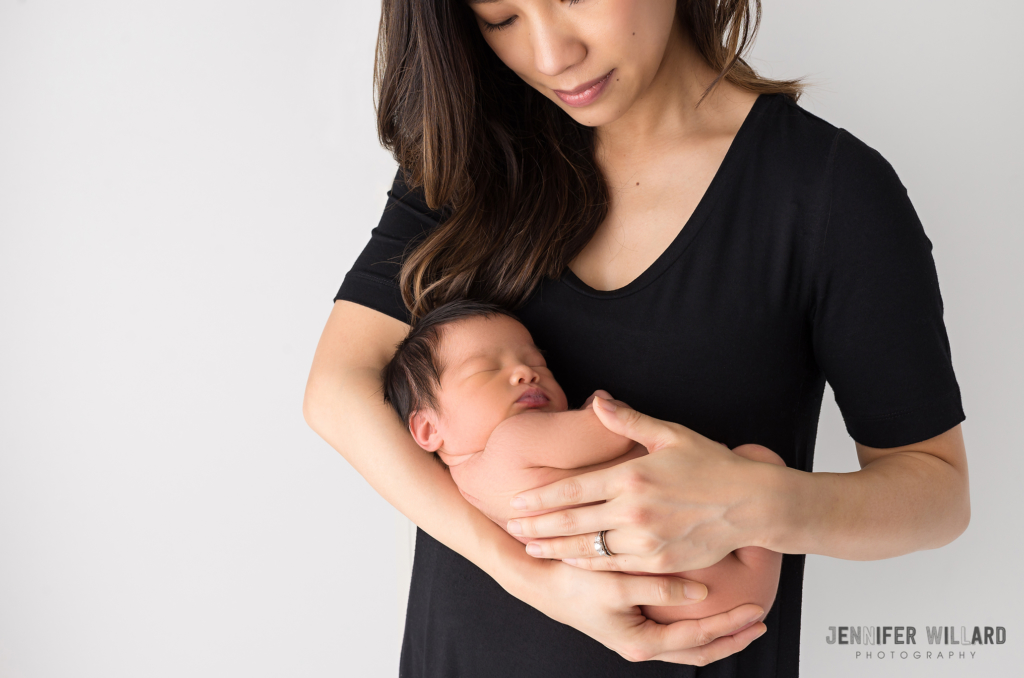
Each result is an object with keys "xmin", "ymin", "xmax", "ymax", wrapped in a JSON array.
[{"xmin": 515, "ymin": 400, "xmax": 567, "ymax": 414}]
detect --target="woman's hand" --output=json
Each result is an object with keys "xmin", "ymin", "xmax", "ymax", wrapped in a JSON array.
[
  {"xmin": 507, "ymin": 396, "xmax": 786, "ymax": 573},
  {"xmin": 516, "ymin": 557, "xmax": 767, "ymax": 665},
  {"xmin": 580, "ymin": 388, "xmax": 619, "ymax": 410}
]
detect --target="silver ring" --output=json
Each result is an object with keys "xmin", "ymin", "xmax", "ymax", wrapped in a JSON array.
[{"xmin": 594, "ymin": 530, "xmax": 614, "ymax": 557}]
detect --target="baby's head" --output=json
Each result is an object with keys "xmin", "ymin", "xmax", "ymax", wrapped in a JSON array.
[{"xmin": 381, "ymin": 299, "xmax": 568, "ymax": 466}]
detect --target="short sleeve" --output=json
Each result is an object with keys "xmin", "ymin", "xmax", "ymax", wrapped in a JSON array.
[
  {"xmin": 333, "ymin": 167, "xmax": 448, "ymax": 325},
  {"xmin": 811, "ymin": 130, "xmax": 966, "ymax": 448}
]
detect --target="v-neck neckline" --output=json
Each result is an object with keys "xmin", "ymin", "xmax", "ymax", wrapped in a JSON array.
[{"xmin": 560, "ymin": 92, "xmax": 775, "ymax": 299}]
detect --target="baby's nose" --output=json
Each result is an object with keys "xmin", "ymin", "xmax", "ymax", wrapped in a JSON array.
[{"xmin": 511, "ymin": 364, "xmax": 540, "ymax": 383}]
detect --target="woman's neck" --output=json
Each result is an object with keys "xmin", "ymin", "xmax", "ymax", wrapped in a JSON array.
[{"xmin": 594, "ymin": 19, "xmax": 756, "ymax": 167}]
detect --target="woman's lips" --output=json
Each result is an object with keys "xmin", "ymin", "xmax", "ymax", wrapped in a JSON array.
[
  {"xmin": 554, "ymin": 69, "xmax": 614, "ymax": 108},
  {"xmin": 516, "ymin": 388, "xmax": 550, "ymax": 408}
]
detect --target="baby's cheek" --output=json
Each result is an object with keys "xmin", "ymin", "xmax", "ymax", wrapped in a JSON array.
[{"xmin": 463, "ymin": 412, "xmax": 512, "ymax": 452}]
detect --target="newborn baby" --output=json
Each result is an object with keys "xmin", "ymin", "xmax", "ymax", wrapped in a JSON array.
[{"xmin": 381, "ymin": 299, "xmax": 784, "ymax": 626}]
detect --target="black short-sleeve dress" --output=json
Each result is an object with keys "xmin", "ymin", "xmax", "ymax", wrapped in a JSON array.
[{"xmin": 333, "ymin": 93, "xmax": 966, "ymax": 678}]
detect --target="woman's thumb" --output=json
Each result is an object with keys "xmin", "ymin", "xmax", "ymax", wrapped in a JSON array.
[{"xmin": 592, "ymin": 396, "xmax": 670, "ymax": 451}]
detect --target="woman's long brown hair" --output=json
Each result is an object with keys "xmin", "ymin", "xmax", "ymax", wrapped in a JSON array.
[{"xmin": 375, "ymin": 0, "xmax": 803, "ymax": 322}]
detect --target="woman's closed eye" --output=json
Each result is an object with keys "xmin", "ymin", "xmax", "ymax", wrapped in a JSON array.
[{"xmin": 481, "ymin": 0, "xmax": 584, "ymax": 33}]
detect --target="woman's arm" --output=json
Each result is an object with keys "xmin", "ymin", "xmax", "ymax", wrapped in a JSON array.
[
  {"xmin": 303, "ymin": 301, "xmax": 529, "ymax": 585},
  {"xmin": 302, "ymin": 301, "xmax": 768, "ymax": 665},
  {"xmin": 765, "ymin": 424, "xmax": 969, "ymax": 560},
  {"xmin": 510, "ymin": 397, "xmax": 970, "ymax": 572}
]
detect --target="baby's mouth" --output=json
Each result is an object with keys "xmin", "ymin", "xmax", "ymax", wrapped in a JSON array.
[{"xmin": 516, "ymin": 388, "xmax": 550, "ymax": 408}]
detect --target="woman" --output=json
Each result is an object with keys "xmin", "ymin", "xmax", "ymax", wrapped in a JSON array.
[{"xmin": 304, "ymin": 0, "xmax": 970, "ymax": 675}]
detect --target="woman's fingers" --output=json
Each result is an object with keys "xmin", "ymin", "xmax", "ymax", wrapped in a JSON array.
[
  {"xmin": 590, "ymin": 396, "xmax": 682, "ymax": 452},
  {"xmin": 649, "ymin": 622, "xmax": 768, "ymax": 665},
  {"xmin": 560, "ymin": 554, "xmax": 630, "ymax": 571},
  {"xmin": 645, "ymin": 604, "xmax": 765, "ymax": 659},
  {"xmin": 524, "ymin": 532, "xmax": 602, "ymax": 560},
  {"xmin": 524, "ymin": 529, "xmax": 614, "ymax": 559},
  {"xmin": 619, "ymin": 575, "xmax": 709, "ymax": 606},
  {"xmin": 526, "ymin": 529, "xmax": 638, "ymax": 567},
  {"xmin": 525, "ymin": 561, "xmax": 761, "ymax": 667},
  {"xmin": 581, "ymin": 389, "xmax": 613, "ymax": 409},
  {"xmin": 510, "ymin": 503, "xmax": 611, "ymax": 540},
  {"xmin": 510, "ymin": 469, "xmax": 613, "ymax": 512},
  {"xmin": 615, "ymin": 603, "xmax": 765, "ymax": 663}
]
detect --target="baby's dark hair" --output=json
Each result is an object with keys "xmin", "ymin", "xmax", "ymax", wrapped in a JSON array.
[{"xmin": 381, "ymin": 299, "xmax": 521, "ymax": 465}]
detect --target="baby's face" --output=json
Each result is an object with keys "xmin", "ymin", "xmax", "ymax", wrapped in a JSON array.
[{"xmin": 429, "ymin": 315, "xmax": 568, "ymax": 456}]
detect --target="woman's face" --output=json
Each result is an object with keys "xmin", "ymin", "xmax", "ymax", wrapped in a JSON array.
[{"xmin": 465, "ymin": 0, "xmax": 680, "ymax": 127}]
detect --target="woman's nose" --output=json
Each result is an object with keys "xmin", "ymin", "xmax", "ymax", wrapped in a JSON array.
[{"xmin": 528, "ymin": 10, "xmax": 587, "ymax": 78}]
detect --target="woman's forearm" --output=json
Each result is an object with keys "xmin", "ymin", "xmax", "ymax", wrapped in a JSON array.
[
  {"xmin": 756, "ymin": 444, "xmax": 970, "ymax": 560},
  {"xmin": 304, "ymin": 364, "xmax": 542, "ymax": 598}
]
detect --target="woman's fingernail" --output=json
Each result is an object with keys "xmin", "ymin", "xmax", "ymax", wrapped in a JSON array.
[
  {"xmin": 507, "ymin": 520, "xmax": 522, "ymax": 534},
  {"xmin": 684, "ymin": 583, "xmax": 708, "ymax": 600},
  {"xmin": 526, "ymin": 543, "xmax": 542, "ymax": 556},
  {"xmin": 562, "ymin": 558, "xmax": 577, "ymax": 565},
  {"xmin": 753, "ymin": 625, "xmax": 767, "ymax": 639},
  {"xmin": 595, "ymin": 396, "xmax": 617, "ymax": 412},
  {"xmin": 746, "ymin": 608, "xmax": 765, "ymax": 624},
  {"xmin": 510, "ymin": 497, "xmax": 527, "ymax": 509}
]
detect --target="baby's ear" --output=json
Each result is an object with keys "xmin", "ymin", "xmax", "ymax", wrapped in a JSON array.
[{"xmin": 408, "ymin": 410, "xmax": 442, "ymax": 452}]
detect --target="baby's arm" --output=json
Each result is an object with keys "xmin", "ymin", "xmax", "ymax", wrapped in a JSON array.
[
  {"xmin": 637, "ymin": 444, "xmax": 786, "ymax": 628},
  {"xmin": 485, "ymin": 390, "xmax": 640, "ymax": 470}
]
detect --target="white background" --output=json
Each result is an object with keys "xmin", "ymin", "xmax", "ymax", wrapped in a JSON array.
[{"xmin": 1, "ymin": 1, "xmax": 1021, "ymax": 676}]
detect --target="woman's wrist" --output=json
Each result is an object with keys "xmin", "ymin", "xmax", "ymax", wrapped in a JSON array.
[
  {"xmin": 739, "ymin": 457, "xmax": 803, "ymax": 552},
  {"xmin": 749, "ymin": 443, "xmax": 969, "ymax": 559},
  {"xmin": 750, "ymin": 459, "xmax": 917, "ymax": 557},
  {"xmin": 478, "ymin": 525, "xmax": 553, "ymax": 601}
]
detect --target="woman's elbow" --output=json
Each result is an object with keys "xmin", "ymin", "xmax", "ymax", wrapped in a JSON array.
[
  {"xmin": 302, "ymin": 371, "xmax": 347, "ymax": 433},
  {"xmin": 302, "ymin": 364, "xmax": 382, "ymax": 434},
  {"xmin": 302, "ymin": 379, "xmax": 328, "ymax": 431},
  {"xmin": 951, "ymin": 459, "xmax": 972, "ymax": 541},
  {"xmin": 934, "ymin": 475, "xmax": 971, "ymax": 550},
  {"xmin": 302, "ymin": 384, "xmax": 322, "ymax": 430},
  {"xmin": 952, "ymin": 491, "xmax": 971, "ymax": 542}
]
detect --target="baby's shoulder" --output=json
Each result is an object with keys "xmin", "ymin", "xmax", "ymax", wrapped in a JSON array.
[
  {"xmin": 487, "ymin": 410, "xmax": 562, "ymax": 448},
  {"xmin": 485, "ymin": 409, "xmax": 593, "ymax": 459}
]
